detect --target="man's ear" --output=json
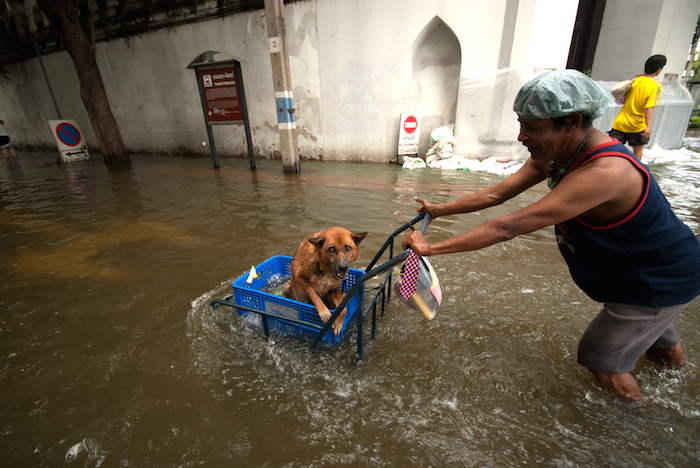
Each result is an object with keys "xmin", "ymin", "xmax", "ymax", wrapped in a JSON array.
[{"xmin": 566, "ymin": 113, "xmax": 584, "ymax": 132}]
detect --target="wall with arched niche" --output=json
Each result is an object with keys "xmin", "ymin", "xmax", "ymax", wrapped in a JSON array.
[{"xmin": 407, "ymin": 17, "xmax": 461, "ymax": 157}]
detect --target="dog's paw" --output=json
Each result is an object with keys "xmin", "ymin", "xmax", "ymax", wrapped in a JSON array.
[
  {"xmin": 331, "ymin": 321, "xmax": 343, "ymax": 336},
  {"xmin": 318, "ymin": 308, "xmax": 331, "ymax": 323}
]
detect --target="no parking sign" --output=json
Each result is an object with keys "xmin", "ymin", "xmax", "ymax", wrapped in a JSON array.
[
  {"xmin": 48, "ymin": 119, "xmax": 90, "ymax": 163},
  {"xmin": 55, "ymin": 122, "xmax": 81, "ymax": 146}
]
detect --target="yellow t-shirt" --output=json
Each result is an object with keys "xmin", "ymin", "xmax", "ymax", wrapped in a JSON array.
[{"xmin": 612, "ymin": 76, "xmax": 662, "ymax": 133}]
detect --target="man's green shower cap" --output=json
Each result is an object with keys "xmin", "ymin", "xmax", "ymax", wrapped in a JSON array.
[{"xmin": 513, "ymin": 69, "xmax": 611, "ymax": 120}]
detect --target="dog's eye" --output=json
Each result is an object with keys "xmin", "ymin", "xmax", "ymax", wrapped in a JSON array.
[
  {"xmin": 344, "ymin": 245, "xmax": 352, "ymax": 252},
  {"xmin": 328, "ymin": 246, "xmax": 336, "ymax": 254}
]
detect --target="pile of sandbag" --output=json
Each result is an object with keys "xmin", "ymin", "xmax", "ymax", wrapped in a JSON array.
[
  {"xmin": 401, "ymin": 157, "xmax": 427, "ymax": 169},
  {"xmin": 403, "ymin": 154, "xmax": 523, "ymax": 176},
  {"xmin": 401, "ymin": 124, "xmax": 525, "ymax": 176},
  {"xmin": 425, "ymin": 124, "xmax": 456, "ymax": 164}
]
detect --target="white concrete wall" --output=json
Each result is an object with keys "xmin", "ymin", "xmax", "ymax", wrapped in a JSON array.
[
  {"xmin": 0, "ymin": 0, "xmax": 688, "ymax": 164},
  {"xmin": 313, "ymin": 0, "xmax": 578, "ymax": 162},
  {"xmin": 98, "ymin": 5, "xmax": 324, "ymax": 160},
  {"xmin": 653, "ymin": 0, "xmax": 700, "ymax": 81},
  {"xmin": 287, "ymin": 1, "xmax": 324, "ymax": 159},
  {"xmin": 453, "ymin": 0, "xmax": 579, "ymax": 160},
  {"xmin": 524, "ymin": 0, "xmax": 579, "ymax": 70},
  {"xmin": 408, "ymin": 17, "xmax": 462, "ymax": 157},
  {"xmin": 313, "ymin": 0, "xmax": 512, "ymax": 161},
  {"xmin": 0, "ymin": 4, "xmax": 320, "ymax": 159},
  {"xmin": 591, "ymin": 0, "xmax": 700, "ymax": 81}
]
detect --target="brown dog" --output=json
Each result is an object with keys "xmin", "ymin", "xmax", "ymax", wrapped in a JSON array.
[{"xmin": 282, "ymin": 227, "xmax": 368, "ymax": 336}]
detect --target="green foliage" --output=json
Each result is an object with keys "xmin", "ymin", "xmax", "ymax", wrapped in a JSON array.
[
  {"xmin": 689, "ymin": 12, "xmax": 700, "ymax": 80},
  {"xmin": 688, "ymin": 116, "xmax": 700, "ymax": 128}
]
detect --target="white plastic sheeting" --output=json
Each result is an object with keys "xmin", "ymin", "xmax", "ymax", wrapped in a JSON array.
[
  {"xmin": 453, "ymin": 68, "xmax": 530, "ymax": 162},
  {"xmin": 594, "ymin": 81, "xmax": 694, "ymax": 150},
  {"xmin": 642, "ymin": 143, "xmax": 699, "ymax": 165},
  {"xmin": 439, "ymin": 70, "xmax": 693, "ymax": 166},
  {"xmin": 403, "ymin": 144, "xmax": 700, "ymax": 177}
]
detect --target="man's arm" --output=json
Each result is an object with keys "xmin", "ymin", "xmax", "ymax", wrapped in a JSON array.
[
  {"xmin": 404, "ymin": 156, "xmax": 642, "ymax": 256},
  {"xmin": 415, "ymin": 157, "xmax": 546, "ymax": 218},
  {"xmin": 642, "ymin": 106, "xmax": 654, "ymax": 138},
  {"xmin": 641, "ymin": 82, "xmax": 660, "ymax": 138}
]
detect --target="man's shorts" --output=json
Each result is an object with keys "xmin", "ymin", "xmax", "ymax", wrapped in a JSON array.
[
  {"xmin": 0, "ymin": 135, "xmax": 11, "ymax": 148},
  {"xmin": 577, "ymin": 302, "xmax": 687, "ymax": 374},
  {"xmin": 608, "ymin": 128, "xmax": 648, "ymax": 147}
]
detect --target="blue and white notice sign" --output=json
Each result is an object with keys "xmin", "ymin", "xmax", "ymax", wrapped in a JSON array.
[{"xmin": 275, "ymin": 91, "xmax": 295, "ymax": 130}]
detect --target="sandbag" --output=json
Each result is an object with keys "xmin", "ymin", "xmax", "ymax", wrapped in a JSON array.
[{"xmin": 402, "ymin": 156, "xmax": 427, "ymax": 169}]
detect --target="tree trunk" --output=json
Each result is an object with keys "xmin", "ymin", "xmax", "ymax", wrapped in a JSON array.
[{"xmin": 35, "ymin": 0, "xmax": 130, "ymax": 165}]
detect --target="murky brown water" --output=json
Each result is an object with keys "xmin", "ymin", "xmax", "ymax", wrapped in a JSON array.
[{"xmin": 1, "ymin": 149, "xmax": 700, "ymax": 467}]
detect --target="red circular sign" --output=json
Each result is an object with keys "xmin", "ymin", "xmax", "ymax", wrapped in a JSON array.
[{"xmin": 403, "ymin": 115, "xmax": 418, "ymax": 134}]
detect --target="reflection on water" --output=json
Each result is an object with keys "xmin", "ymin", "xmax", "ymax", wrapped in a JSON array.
[{"xmin": 1, "ymin": 150, "xmax": 700, "ymax": 466}]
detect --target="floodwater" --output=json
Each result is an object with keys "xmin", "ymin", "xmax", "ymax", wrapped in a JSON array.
[{"xmin": 1, "ymin": 146, "xmax": 700, "ymax": 467}]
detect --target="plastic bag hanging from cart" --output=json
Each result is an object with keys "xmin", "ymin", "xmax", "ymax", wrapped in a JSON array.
[{"xmin": 393, "ymin": 250, "xmax": 442, "ymax": 319}]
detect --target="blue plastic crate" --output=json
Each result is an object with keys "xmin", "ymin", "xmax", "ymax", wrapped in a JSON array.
[{"xmin": 232, "ymin": 255, "xmax": 364, "ymax": 347}]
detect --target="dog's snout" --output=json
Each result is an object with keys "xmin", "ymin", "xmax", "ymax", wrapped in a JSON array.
[{"xmin": 334, "ymin": 258, "xmax": 350, "ymax": 278}]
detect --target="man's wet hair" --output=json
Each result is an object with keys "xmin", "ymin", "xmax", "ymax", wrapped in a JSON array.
[{"xmin": 645, "ymin": 55, "xmax": 667, "ymax": 74}]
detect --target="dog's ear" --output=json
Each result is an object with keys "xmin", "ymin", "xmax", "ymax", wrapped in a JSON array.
[
  {"xmin": 307, "ymin": 236, "xmax": 326, "ymax": 248},
  {"xmin": 352, "ymin": 231, "xmax": 369, "ymax": 246}
]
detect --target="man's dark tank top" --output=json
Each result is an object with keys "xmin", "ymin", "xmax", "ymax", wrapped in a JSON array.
[{"xmin": 555, "ymin": 140, "xmax": 700, "ymax": 307}]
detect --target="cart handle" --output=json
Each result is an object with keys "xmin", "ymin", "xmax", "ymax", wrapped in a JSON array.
[
  {"xmin": 365, "ymin": 212, "xmax": 430, "ymax": 272},
  {"xmin": 309, "ymin": 212, "xmax": 431, "ymax": 349}
]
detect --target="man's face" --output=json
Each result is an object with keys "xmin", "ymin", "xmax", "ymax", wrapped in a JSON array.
[{"xmin": 517, "ymin": 117, "xmax": 568, "ymax": 162}]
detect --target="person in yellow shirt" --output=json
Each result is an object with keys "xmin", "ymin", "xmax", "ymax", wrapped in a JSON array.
[{"xmin": 609, "ymin": 55, "xmax": 666, "ymax": 160}]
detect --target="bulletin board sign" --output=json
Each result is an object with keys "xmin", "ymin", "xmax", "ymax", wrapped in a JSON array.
[{"xmin": 196, "ymin": 66, "xmax": 243, "ymax": 124}]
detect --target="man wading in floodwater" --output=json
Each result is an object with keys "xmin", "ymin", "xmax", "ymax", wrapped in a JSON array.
[{"xmin": 402, "ymin": 70, "xmax": 700, "ymax": 400}]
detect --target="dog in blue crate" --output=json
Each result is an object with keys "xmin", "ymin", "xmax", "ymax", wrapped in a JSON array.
[{"xmin": 282, "ymin": 227, "xmax": 368, "ymax": 336}]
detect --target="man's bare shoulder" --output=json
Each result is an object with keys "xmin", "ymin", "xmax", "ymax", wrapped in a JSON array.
[
  {"xmin": 559, "ymin": 154, "xmax": 643, "ymax": 203},
  {"xmin": 567, "ymin": 154, "xmax": 645, "ymax": 223},
  {"xmin": 575, "ymin": 150, "xmax": 637, "ymax": 174}
]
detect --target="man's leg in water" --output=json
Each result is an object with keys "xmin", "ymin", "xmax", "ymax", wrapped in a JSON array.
[
  {"xmin": 589, "ymin": 342, "xmax": 686, "ymax": 399},
  {"xmin": 646, "ymin": 342, "xmax": 686, "ymax": 368},
  {"xmin": 579, "ymin": 303, "xmax": 688, "ymax": 399},
  {"xmin": 589, "ymin": 369, "xmax": 642, "ymax": 399}
]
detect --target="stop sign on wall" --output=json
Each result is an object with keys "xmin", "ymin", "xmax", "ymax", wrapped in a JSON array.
[{"xmin": 397, "ymin": 113, "xmax": 421, "ymax": 155}]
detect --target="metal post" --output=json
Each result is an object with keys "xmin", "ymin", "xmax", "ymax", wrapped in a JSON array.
[
  {"xmin": 235, "ymin": 61, "xmax": 256, "ymax": 170},
  {"xmin": 195, "ymin": 77, "xmax": 219, "ymax": 169},
  {"xmin": 264, "ymin": 0, "xmax": 300, "ymax": 174},
  {"xmin": 32, "ymin": 35, "xmax": 61, "ymax": 119}
]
